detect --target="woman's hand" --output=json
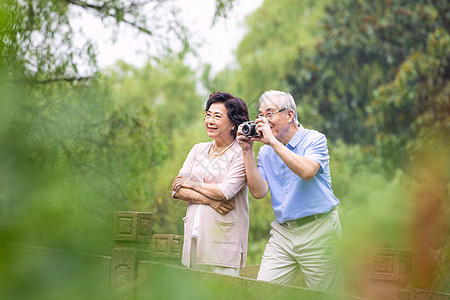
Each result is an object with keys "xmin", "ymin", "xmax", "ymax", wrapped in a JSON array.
[
  {"xmin": 172, "ymin": 176, "xmax": 194, "ymax": 191},
  {"xmin": 173, "ymin": 177, "xmax": 236, "ymax": 214},
  {"xmin": 208, "ymin": 199, "xmax": 236, "ymax": 215}
]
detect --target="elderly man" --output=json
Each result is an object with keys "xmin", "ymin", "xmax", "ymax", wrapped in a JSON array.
[{"xmin": 237, "ymin": 90, "xmax": 343, "ymax": 292}]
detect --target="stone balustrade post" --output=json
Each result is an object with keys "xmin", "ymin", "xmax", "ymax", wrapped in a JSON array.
[
  {"xmin": 151, "ymin": 234, "xmax": 182, "ymax": 262},
  {"xmin": 369, "ymin": 248, "xmax": 412, "ymax": 300},
  {"xmin": 110, "ymin": 211, "xmax": 153, "ymax": 300}
]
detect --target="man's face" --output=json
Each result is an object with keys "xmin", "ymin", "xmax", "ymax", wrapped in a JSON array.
[{"xmin": 258, "ymin": 98, "xmax": 290, "ymax": 139}]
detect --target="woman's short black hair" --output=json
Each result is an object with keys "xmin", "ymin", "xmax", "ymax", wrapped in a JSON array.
[{"xmin": 205, "ymin": 91, "xmax": 249, "ymax": 138}]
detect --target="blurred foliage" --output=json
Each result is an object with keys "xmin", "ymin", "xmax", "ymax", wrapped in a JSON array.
[
  {"xmin": 0, "ymin": 0, "xmax": 449, "ymax": 298},
  {"xmin": 0, "ymin": 53, "xmax": 203, "ymax": 246},
  {"xmin": 407, "ymin": 132, "xmax": 449, "ymax": 291},
  {"xmin": 102, "ymin": 57, "xmax": 204, "ymax": 234},
  {"xmin": 0, "ymin": 1, "xmax": 234, "ymax": 298}
]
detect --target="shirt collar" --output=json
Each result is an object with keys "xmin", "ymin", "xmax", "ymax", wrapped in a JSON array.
[{"xmin": 287, "ymin": 124, "xmax": 304, "ymax": 149}]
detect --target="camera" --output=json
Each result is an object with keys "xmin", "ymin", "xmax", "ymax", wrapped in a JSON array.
[{"xmin": 241, "ymin": 121, "xmax": 261, "ymax": 137}]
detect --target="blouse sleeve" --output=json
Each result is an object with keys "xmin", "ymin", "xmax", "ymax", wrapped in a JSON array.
[
  {"xmin": 172, "ymin": 144, "xmax": 197, "ymax": 197},
  {"xmin": 217, "ymin": 149, "xmax": 247, "ymax": 200},
  {"xmin": 178, "ymin": 144, "xmax": 197, "ymax": 177}
]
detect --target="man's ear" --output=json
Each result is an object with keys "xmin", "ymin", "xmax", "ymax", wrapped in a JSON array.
[{"xmin": 287, "ymin": 110, "xmax": 295, "ymax": 123}]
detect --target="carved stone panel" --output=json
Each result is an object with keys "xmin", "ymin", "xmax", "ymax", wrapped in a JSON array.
[
  {"xmin": 152, "ymin": 234, "xmax": 182, "ymax": 258},
  {"xmin": 113, "ymin": 211, "xmax": 153, "ymax": 242}
]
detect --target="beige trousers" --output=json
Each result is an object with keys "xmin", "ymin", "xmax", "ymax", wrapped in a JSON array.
[{"xmin": 257, "ymin": 209, "xmax": 344, "ymax": 293}]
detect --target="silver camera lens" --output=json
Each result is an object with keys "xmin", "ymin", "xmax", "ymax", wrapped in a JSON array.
[{"xmin": 241, "ymin": 121, "xmax": 260, "ymax": 137}]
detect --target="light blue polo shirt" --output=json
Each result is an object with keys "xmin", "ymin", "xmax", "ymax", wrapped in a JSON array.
[{"xmin": 257, "ymin": 125, "xmax": 340, "ymax": 224}]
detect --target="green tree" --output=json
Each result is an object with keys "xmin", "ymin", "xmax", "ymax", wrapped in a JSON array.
[
  {"xmin": 102, "ymin": 56, "xmax": 204, "ymax": 233},
  {"xmin": 0, "ymin": 0, "xmax": 237, "ymax": 82},
  {"xmin": 0, "ymin": 0, "xmax": 237, "ymax": 250},
  {"xmin": 367, "ymin": 28, "xmax": 449, "ymax": 172},
  {"xmin": 204, "ymin": 0, "xmax": 330, "ymax": 114},
  {"xmin": 287, "ymin": 0, "xmax": 447, "ymax": 143}
]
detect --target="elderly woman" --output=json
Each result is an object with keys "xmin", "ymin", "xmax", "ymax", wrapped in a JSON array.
[{"xmin": 172, "ymin": 91, "xmax": 249, "ymax": 276}]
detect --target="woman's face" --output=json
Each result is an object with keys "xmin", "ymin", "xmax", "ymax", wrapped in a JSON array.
[{"xmin": 204, "ymin": 102, "xmax": 234, "ymax": 142}]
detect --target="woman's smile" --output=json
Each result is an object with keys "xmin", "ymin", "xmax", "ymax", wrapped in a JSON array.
[{"xmin": 204, "ymin": 102, "xmax": 234, "ymax": 144}]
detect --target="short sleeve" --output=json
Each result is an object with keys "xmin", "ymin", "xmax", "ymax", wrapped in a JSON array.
[
  {"xmin": 177, "ymin": 144, "xmax": 197, "ymax": 177},
  {"xmin": 256, "ymin": 147, "xmax": 267, "ymax": 181},
  {"xmin": 303, "ymin": 133, "xmax": 329, "ymax": 174},
  {"xmin": 217, "ymin": 149, "xmax": 247, "ymax": 200},
  {"xmin": 172, "ymin": 144, "xmax": 197, "ymax": 198}
]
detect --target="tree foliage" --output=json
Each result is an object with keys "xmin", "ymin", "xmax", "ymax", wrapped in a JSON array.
[
  {"xmin": 204, "ymin": 0, "xmax": 330, "ymax": 113},
  {"xmin": 102, "ymin": 56, "xmax": 204, "ymax": 233},
  {"xmin": 1, "ymin": 0, "xmax": 449, "ymax": 296},
  {"xmin": 367, "ymin": 28, "xmax": 449, "ymax": 171},
  {"xmin": 0, "ymin": 0, "xmax": 237, "ymax": 82},
  {"xmin": 0, "ymin": 0, "xmax": 236, "ymax": 249},
  {"xmin": 287, "ymin": 0, "xmax": 447, "ymax": 144}
]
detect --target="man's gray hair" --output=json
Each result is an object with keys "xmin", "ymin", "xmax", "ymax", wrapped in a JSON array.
[{"xmin": 259, "ymin": 90, "xmax": 299, "ymax": 125}]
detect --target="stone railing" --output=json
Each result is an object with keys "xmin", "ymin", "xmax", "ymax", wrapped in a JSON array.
[
  {"xmin": 110, "ymin": 211, "xmax": 153, "ymax": 299},
  {"xmin": 3, "ymin": 211, "xmax": 449, "ymax": 300},
  {"xmin": 107, "ymin": 211, "xmax": 450, "ymax": 300}
]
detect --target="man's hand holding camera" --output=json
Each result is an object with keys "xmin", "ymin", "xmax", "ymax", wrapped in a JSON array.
[{"xmin": 237, "ymin": 117, "xmax": 276, "ymax": 148}]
